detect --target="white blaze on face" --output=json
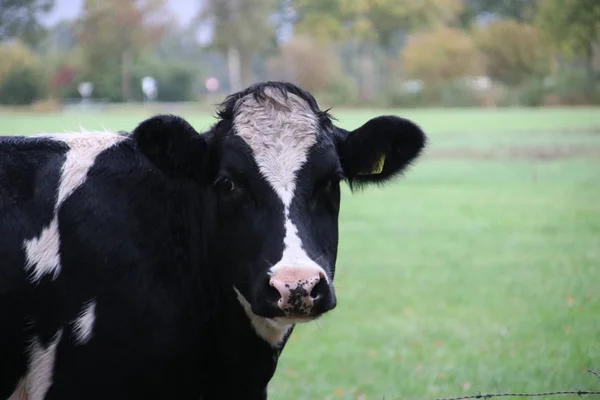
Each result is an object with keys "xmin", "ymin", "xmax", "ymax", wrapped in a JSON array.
[
  {"xmin": 232, "ymin": 88, "xmax": 328, "ymax": 345},
  {"xmin": 233, "ymin": 89, "xmax": 328, "ymax": 280},
  {"xmin": 23, "ymin": 131, "xmax": 126, "ymax": 282}
]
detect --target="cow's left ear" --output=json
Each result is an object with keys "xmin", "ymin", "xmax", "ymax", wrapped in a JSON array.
[
  {"xmin": 336, "ymin": 115, "xmax": 427, "ymax": 190},
  {"xmin": 132, "ymin": 114, "xmax": 208, "ymax": 180}
]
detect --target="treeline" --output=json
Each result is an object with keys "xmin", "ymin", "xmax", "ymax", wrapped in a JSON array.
[{"xmin": 0, "ymin": 0, "xmax": 599, "ymax": 108}]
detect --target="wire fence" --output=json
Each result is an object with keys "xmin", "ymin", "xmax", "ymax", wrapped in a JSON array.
[{"xmin": 425, "ymin": 370, "xmax": 600, "ymax": 400}]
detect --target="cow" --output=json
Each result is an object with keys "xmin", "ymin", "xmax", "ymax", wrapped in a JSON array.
[{"xmin": 0, "ymin": 81, "xmax": 426, "ymax": 400}]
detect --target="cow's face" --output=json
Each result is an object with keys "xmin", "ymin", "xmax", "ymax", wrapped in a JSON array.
[{"xmin": 134, "ymin": 82, "xmax": 426, "ymax": 343}]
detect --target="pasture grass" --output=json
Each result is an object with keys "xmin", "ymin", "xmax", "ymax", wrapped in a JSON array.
[
  {"xmin": 1, "ymin": 105, "xmax": 600, "ymax": 135},
  {"xmin": 1, "ymin": 106, "xmax": 599, "ymax": 399}
]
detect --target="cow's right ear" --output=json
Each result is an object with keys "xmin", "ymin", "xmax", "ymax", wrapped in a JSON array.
[{"xmin": 132, "ymin": 114, "xmax": 208, "ymax": 180}]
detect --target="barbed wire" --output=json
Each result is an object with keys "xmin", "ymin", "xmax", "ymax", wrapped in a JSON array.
[
  {"xmin": 588, "ymin": 370, "xmax": 600, "ymax": 380},
  {"xmin": 429, "ymin": 370, "xmax": 600, "ymax": 400}
]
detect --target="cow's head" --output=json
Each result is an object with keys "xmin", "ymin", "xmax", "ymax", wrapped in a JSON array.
[{"xmin": 134, "ymin": 82, "xmax": 426, "ymax": 345}]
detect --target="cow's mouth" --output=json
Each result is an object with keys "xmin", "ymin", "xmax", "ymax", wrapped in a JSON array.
[
  {"xmin": 251, "ymin": 288, "xmax": 337, "ymax": 321},
  {"xmin": 273, "ymin": 315, "xmax": 315, "ymax": 325}
]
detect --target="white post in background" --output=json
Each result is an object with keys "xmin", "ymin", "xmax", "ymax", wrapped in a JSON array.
[
  {"xmin": 227, "ymin": 47, "xmax": 242, "ymax": 93},
  {"xmin": 78, "ymin": 82, "xmax": 94, "ymax": 109},
  {"xmin": 141, "ymin": 76, "xmax": 158, "ymax": 104}
]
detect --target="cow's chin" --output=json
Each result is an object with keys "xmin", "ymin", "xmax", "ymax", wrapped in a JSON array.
[
  {"xmin": 272, "ymin": 315, "xmax": 316, "ymax": 325},
  {"xmin": 249, "ymin": 295, "xmax": 337, "ymax": 324},
  {"xmin": 250, "ymin": 297, "xmax": 336, "ymax": 322},
  {"xmin": 234, "ymin": 285, "xmax": 335, "ymax": 329},
  {"xmin": 251, "ymin": 304, "xmax": 322, "ymax": 324}
]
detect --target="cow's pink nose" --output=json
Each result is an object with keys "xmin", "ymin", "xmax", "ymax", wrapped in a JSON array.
[{"xmin": 269, "ymin": 268, "xmax": 327, "ymax": 315}]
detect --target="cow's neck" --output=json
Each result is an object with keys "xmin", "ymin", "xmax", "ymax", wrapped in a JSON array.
[
  {"xmin": 171, "ymin": 190, "xmax": 294, "ymax": 396},
  {"xmin": 179, "ymin": 235, "xmax": 285, "ymax": 396},
  {"xmin": 195, "ymin": 285, "xmax": 288, "ymax": 398}
]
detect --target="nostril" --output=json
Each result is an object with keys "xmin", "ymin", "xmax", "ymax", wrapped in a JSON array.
[
  {"xmin": 267, "ymin": 280, "xmax": 282, "ymax": 303},
  {"xmin": 310, "ymin": 278, "xmax": 328, "ymax": 300}
]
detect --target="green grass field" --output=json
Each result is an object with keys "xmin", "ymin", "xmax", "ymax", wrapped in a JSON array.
[{"xmin": 1, "ymin": 106, "xmax": 599, "ymax": 399}]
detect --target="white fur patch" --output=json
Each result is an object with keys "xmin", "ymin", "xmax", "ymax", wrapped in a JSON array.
[
  {"xmin": 9, "ymin": 330, "xmax": 63, "ymax": 400},
  {"xmin": 7, "ymin": 378, "xmax": 27, "ymax": 400},
  {"xmin": 233, "ymin": 287, "xmax": 291, "ymax": 347},
  {"xmin": 72, "ymin": 300, "xmax": 96, "ymax": 345},
  {"xmin": 233, "ymin": 88, "xmax": 328, "ymax": 281},
  {"xmin": 23, "ymin": 131, "xmax": 126, "ymax": 282},
  {"xmin": 24, "ymin": 218, "xmax": 61, "ymax": 281}
]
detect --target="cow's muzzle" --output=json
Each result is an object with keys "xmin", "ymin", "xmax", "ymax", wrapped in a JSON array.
[{"xmin": 267, "ymin": 267, "xmax": 336, "ymax": 317}]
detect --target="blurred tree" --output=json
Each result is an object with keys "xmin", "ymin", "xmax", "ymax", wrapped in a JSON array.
[
  {"xmin": 0, "ymin": 0, "xmax": 54, "ymax": 45},
  {"xmin": 76, "ymin": 0, "xmax": 171, "ymax": 101},
  {"xmin": 401, "ymin": 27, "xmax": 480, "ymax": 96},
  {"xmin": 154, "ymin": 23, "xmax": 203, "ymax": 64},
  {"xmin": 197, "ymin": 0, "xmax": 279, "ymax": 92},
  {"xmin": 37, "ymin": 19, "xmax": 77, "ymax": 55},
  {"xmin": 130, "ymin": 52, "xmax": 198, "ymax": 102},
  {"xmin": 266, "ymin": 35, "xmax": 342, "ymax": 93},
  {"xmin": 459, "ymin": 0, "xmax": 540, "ymax": 25},
  {"xmin": 536, "ymin": 0, "xmax": 600, "ymax": 84},
  {"xmin": 27, "ymin": 20, "xmax": 83, "ymax": 100},
  {"xmin": 292, "ymin": 0, "xmax": 463, "ymax": 101},
  {"xmin": 0, "ymin": 65, "xmax": 44, "ymax": 105},
  {"xmin": 37, "ymin": 45, "xmax": 89, "ymax": 100},
  {"xmin": 51, "ymin": 65, "xmax": 77, "ymax": 95},
  {"xmin": 0, "ymin": 39, "xmax": 39, "ymax": 83},
  {"xmin": 473, "ymin": 19, "xmax": 549, "ymax": 85},
  {"xmin": 0, "ymin": 40, "xmax": 45, "ymax": 104}
]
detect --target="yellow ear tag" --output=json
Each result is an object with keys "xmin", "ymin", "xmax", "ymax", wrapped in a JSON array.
[{"xmin": 359, "ymin": 154, "xmax": 386, "ymax": 175}]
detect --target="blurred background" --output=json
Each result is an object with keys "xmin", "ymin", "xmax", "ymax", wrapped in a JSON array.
[
  {"xmin": 1, "ymin": 1, "xmax": 599, "ymax": 400},
  {"xmin": 0, "ymin": 0, "xmax": 599, "ymax": 109}
]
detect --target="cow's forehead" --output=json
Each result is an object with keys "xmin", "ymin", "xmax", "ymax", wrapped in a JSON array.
[{"xmin": 232, "ymin": 88, "xmax": 320, "ymax": 206}]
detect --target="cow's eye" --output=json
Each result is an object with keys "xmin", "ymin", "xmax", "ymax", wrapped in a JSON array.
[
  {"xmin": 324, "ymin": 177, "xmax": 340, "ymax": 192},
  {"xmin": 214, "ymin": 176, "xmax": 237, "ymax": 194},
  {"xmin": 311, "ymin": 175, "xmax": 342, "ymax": 211},
  {"xmin": 317, "ymin": 175, "xmax": 342, "ymax": 196}
]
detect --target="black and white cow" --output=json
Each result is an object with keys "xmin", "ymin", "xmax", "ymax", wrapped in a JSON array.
[{"xmin": 0, "ymin": 81, "xmax": 426, "ymax": 400}]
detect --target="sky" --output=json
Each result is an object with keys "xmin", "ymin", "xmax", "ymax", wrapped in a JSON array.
[{"xmin": 41, "ymin": 0, "xmax": 201, "ymax": 27}]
